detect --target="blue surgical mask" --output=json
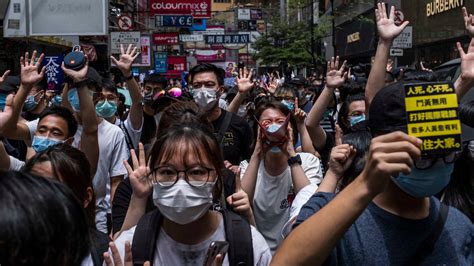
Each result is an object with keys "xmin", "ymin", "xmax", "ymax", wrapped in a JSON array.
[
  {"xmin": 51, "ymin": 95, "xmax": 62, "ymax": 106},
  {"xmin": 23, "ymin": 95, "xmax": 38, "ymax": 112},
  {"xmin": 349, "ymin": 114, "xmax": 366, "ymax": 127},
  {"xmin": 0, "ymin": 93, "xmax": 7, "ymax": 111},
  {"xmin": 95, "ymin": 100, "xmax": 117, "ymax": 118},
  {"xmin": 392, "ymin": 160, "xmax": 453, "ymax": 198},
  {"xmin": 32, "ymin": 135, "xmax": 64, "ymax": 153},
  {"xmin": 67, "ymin": 88, "xmax": 81, "ymax": 112},
  {"xmin": 281, "ymin": 100, "xmax": 295, "ymax": 111},
  {"xmin": 267, "ymin": 124, "xmax": 282, "ymax": 153}
]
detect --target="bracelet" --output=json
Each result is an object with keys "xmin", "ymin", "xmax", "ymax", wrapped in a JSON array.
[{"xmin": 287, "ymin": 154, "xmax": 302, "ymax": 166}]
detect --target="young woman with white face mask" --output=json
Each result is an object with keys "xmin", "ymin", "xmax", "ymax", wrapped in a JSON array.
[{"xmin": 109, "ymin": 123, "xmax": 271, "ymax": 266}]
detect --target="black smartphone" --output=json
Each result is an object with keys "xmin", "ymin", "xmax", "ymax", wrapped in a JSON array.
[{"xmin": 203, "ymin": 241, "xmax": 229, "ymax": 266}]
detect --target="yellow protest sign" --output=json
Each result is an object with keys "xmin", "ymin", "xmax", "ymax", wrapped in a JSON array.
[{"xmin": 404, "ymin": 82, "xmax": 462, "ymax": 154}]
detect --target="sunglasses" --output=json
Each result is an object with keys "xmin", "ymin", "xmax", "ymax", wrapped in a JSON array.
[
  {"xmin": 414, "ymin": 151, "xmax": 462, "ymax": 170},
  {"xmin": 153, "ymin": 87, "xmax": 182, "ymax": 101}
]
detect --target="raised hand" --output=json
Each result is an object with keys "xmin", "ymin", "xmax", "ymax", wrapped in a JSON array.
[
  {"xmin": 456, "ymin": 41, "xmax": 474, "ymax": 82},
  {"xmin": 0, "ymin": 94, "xmax": 13, "ymax": 131},
  {"xmin": 375, "ymin": 3, "xmax": 409, "ymax": 41},
  {"xmin": 326, "ymin": 56, "xmax": 348, "ymax": 89},
  {"xmin": 334, "ymin": 124, "xmax": 343, "ymax": 146},
  {"xmin": 328, "ymin": 144, "xmax": 356, "ymax": 178},
  {"xmin": 236, "ymin": 67, "xmax": 254, "ymax": 94},
  {"xmin": 226, "ymin": 169, "xmax": 255, "ymax": 225},
  {"xmin": 0, "ymin": 70, "xmax": 10, "ymax": 86},
  {"xmin": 111, "ymin": 44, "xmax": 140, "ymax": 76},
  {"xmin": 279, "ymin": 124, "xmax": 296, "ymax": 158},
  {"xmin": 20, "ymin": 51, "xmax": 45, "ymax": 88},
  {"xmin": 293, "ymin": 98, "xmax": 307, "ymax": 124},
  {"xmin": 463, "ymin": 7, "xmax": 474, "ymax": 37},
  {"xmin": 123, "ymin": 143, "xmax": 152, "ymax": 199},
  {"xmin": 61, "ymin": 60, "xmax": 88, "ymax": 83},
  {"xmin": 360, "ymin": 131, "xmax": 422, "ymax": 196},
  {"xmin": 104, "ymin": 241, "xmax": 150, "ymax": 266}
]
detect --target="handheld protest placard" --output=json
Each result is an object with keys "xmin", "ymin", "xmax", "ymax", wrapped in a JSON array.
[{"xmin": 404, "ymin": 82, "xmax": 462, "ymax": 155}]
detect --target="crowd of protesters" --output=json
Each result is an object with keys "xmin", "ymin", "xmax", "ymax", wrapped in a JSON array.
[{"xmin": 0, "ymin": 3, "xmax": 472, "ymax": 266}]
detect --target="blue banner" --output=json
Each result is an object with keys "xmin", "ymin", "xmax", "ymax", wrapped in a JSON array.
[
  {"xmin": 43, "ymin": 55, "xmax": 64, "ymax": 92},
  {"xmin": 154, "ymin": 52, "xmax": 167, "ymax": 73},
  {"xmin": 160, "ymin": 15, "xmax": 193, "ymax": 27},
  {"xmin": 192, "ymin": 19, "xmax": 206, "ymax": 31}
]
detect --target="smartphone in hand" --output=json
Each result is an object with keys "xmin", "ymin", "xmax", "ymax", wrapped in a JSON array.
[{"xmin": 203, "ymin": 241, "xmax": 229, "ymax": 266}]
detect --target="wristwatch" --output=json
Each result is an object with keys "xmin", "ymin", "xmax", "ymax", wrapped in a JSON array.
[{"xmin": 287, "ymin": 154, "xmax": 302, "ymax": 166}]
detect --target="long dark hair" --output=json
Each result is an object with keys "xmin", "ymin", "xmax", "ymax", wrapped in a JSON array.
[
  {"xmin": 149, "ymin": 123, "xmax": 225, "ymax": 201},
  {"xmin": 440, "ymin": 143, "xmax": 474, "ymax": 222},
  {"xmin": 0, "ymin": 170, "xmax": 90, "ymax": 265},
  {"xmin": 22, "ymin": 143, "xmax": 96, "ymax": 227}
]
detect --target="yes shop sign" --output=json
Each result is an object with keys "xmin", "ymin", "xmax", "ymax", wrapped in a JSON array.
[{"xmin": 150, "ymin": 0, "xmax": 211, "ymax": 19}]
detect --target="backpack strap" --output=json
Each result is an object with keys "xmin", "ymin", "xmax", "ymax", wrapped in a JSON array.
[
  {"xmin": 119, "ymin": 119, "xmax": 135, "ymax": 151},
  {"xmin": 216, "ymin": 111, "xmax": 233, "ymax": 148},
  {"xmin": 222, "ymin": 209, "xmax": 254, "ymax": 266},
  {"xmin": 409, "ymin": 202, "xmax": 449, "ymax": 265},
  {"xmin": 132, "ymin": 209, "xmax": 163, "ymax": 266}
]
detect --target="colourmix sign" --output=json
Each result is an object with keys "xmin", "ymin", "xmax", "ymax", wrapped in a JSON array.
[{"xmin": 150, "ymin": 0, "xmax": 211, "ymax": 19}]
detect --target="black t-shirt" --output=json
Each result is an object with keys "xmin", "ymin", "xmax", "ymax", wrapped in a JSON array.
[
  {"xmin": 140, "ymin": 112, "xmax": 157, "ymax": 146},
  {"xmin": 211, "ymin": 109, "xmax": 253, "ymax": 166}
]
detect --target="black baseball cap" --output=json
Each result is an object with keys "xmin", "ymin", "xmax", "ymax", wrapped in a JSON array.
[
  {"xmin": 0, "ymin": 76, "xmax": 20, "ymax": 93},
  {"xmin": 289, "ymin": 75, "xmax": 307, "ymax": 86},
  {"xmin": 368, "ymin": 81, "xmax": 409, "ymax": 135}
]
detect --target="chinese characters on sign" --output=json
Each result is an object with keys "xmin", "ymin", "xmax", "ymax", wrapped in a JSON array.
[
  {"xmin": 153, "ymin": 33, "xmax": 179, "ymax": 45},
  {"xmin": 43, "ymin": 56, "xmax": 64, "ymax": 92},
  {"xmin": 110, "ymin": 31, "xmax": 141, "ymax": 54},
  {"xmin": 404, "ymin": 82, "xmax": 462, "ymax": 154},
  {"xmin": 204, "ymin": 34, "xmax": 250, "ymax": 44}
]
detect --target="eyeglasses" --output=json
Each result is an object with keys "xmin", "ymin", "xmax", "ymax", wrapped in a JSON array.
[
  {"xmin": 414, "ymin": 152, "xmax": 461, "ymax": 170},
  {"xmin": 276, "ymin": 96, "xmax": 294, "ymax": 101},
  {"xmin": 151, "ymin": 165, "xmax": 216, "ymax": 188},
  {"xmin": 153, "ymin": 87, "xmax": 182, "ymax": 101}
]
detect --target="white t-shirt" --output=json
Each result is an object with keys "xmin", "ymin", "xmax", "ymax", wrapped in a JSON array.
[
  {"xmin": 26, "ymin": 119, "xmax": 129, "ymax": 233},
  {"xmin": 8, "ymin": 155, "xmax": 25, "ymax": 171},
  {"xmin": 113, "ymin": 114, "xmax": 143, "ymax": 150},
  {"xmin": 239, "ymin": 152, "xmax": 322, "ymax": 253},
  {"xmin": 281, "ymin": 183, "xmax": 318, "ymax": 238},
  {"xmin": 113, "ymin": 212, "xmax": 272, "ymax": 266}
]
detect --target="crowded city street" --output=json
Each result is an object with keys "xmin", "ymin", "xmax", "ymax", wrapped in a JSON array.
[{"xmin": 0, "ymin": 0, "xmax": 472, "ymax": 265}]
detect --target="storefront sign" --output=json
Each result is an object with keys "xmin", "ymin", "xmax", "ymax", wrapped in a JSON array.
[
  {"xmin": 153, "ymin": 32, "xmax": 179, "ymax": 45},
  {"xmin": 154, "ymin": 52, "xmax": 167, "ymax": 73},
  {"xmin": 150, "ymin": 0, "xmax": 211, "ymax": 19},
  {"xmin": 43, "ymin": 55, "xmax": 64, "ymax": 92},
  {"xmin": 167, "ymin": 56, "xmax": 186, "ymax": 75},
  {"xmin": 347, "ymin": 32, "xmax": 360, "ymax": 44},
  {"xmin": 390, "ymin": 48, "xmax": 404, "ymax": 57},
  {"xmin": 110, "ymin": 31, "xmax": 141, "ymax": 54},
  {"xmin": 405, "ymin": 82, "xmax": 462, "ymax": 154},
  {"xmin": 205, "ymin": 34, "xmax": 250, "ymax": 44},
  {"xmin": 251, "ymin": 9, "xmax": 263, "ymax": 20},
  {"xmin": 180, "ymin": 34, "xmax": 204, "ymax": 42},
  {"xmin": 238, "ymin": 9, "xmax": 251, "ymax": 20},
  {"xmin": 195, "ymin": 50, "xmax": 226, "ymax": 61},
  {"xmin": 29, "ymin": 0, "xmax": 107, "ymax": 36},
  {"xmin": 426, "ymin": 0, "xmax": 464, "ymax": 17},
  {"xmin": 133, "ymin": 36, "xmax": 151, "ymax": 67},
  {"xmin": 192, "ymin": 19, "xmax": 207, "ymax": 31},
  {"xmin": 392, "ymin": 26, "xmax": 412, "ymax": 48},
  {"xmin": 157, "ymin": 15, "xmax": 193, "ymax": 27}
]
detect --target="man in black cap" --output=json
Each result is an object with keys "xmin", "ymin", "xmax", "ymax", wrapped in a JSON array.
[
  {"xmin": 272, "ymin": 4, "xmax": 474, "ymax": 264},
  {"xmin": 289, "ymin": 75, "xmax": 313, "ymax": 113}
]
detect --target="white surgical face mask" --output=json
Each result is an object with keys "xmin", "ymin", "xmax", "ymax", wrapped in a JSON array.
[
  {"xmin": 193, "ymin": 88, "xmax": 218, "ymax": 110},
  {"xmin": 152, "ymin": 180, "xmax": 214, "ymax": 225}
]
